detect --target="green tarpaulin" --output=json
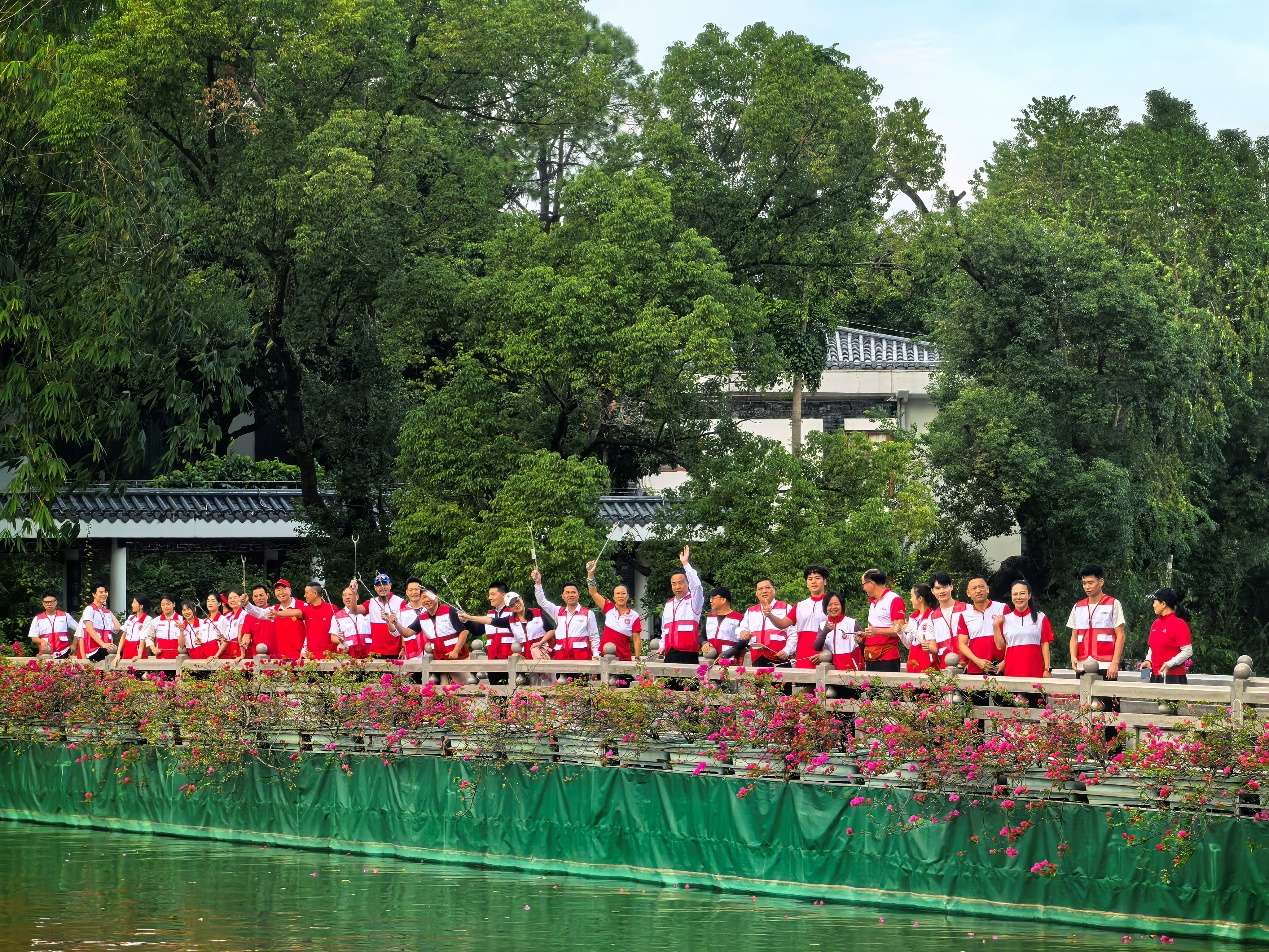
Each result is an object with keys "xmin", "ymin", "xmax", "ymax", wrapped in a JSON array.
[{"xmin": 0, "ymin": 745, "xmax": 1264, "ymax": 943}]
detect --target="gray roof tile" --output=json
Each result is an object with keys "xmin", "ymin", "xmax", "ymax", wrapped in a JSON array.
[
  {"xmin": 53, "ymin": 487, "xmax": 667, "ymax": 528},
  {"xmin": 828, "ymin": 327, "xmax": 940, "ymax": 370}
]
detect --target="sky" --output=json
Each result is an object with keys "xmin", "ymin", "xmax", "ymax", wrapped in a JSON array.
[{"xmin": 586, "ymin": 0, "xmax": 1269, "ymax": 195}]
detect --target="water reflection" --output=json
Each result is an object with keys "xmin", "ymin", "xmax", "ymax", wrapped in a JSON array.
[{"xmin": 0, "ymin": 823, "xmax": 1241, "ymax": 951}]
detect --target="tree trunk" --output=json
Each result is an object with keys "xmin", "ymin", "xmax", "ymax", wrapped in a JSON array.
[{"xmin": 790, "ymin": 373, "xmax": 804, "ymax": 457}]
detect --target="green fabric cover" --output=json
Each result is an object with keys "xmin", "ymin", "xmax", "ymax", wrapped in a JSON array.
[{"xmin": 0, "ymin": 744, "xmax": 1264, "ymax": 942}]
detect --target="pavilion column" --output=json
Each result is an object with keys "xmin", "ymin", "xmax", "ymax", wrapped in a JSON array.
[{"xmin": 110, "ymin": 540, "xmax": 127, "ymax": 613}]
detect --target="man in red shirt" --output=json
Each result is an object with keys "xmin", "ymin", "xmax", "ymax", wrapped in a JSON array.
[
  {"xmin": 300, "ymin": 582, "xmax": 337, "ymax": 660},
  {"xmin": 272, "ymin": 579, "xmax": 307, "ymax": 661},
  {"xmin": 241, "ymin": 584, "xmax": 276, "ymax": 658}
]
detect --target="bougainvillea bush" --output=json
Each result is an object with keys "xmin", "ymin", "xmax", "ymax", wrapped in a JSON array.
[{"xmin": 0, "ymin": 659, "xmax": 1265, "ymax": 877}]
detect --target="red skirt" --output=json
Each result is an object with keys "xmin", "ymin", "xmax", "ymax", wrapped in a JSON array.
[
  {"xmin": 188, "ymin": 641, "xmax": 219, "ymax": 660},
  {"xmin": 119, "ymin": 639, "xmax": 144, "ymax": 660},
  {"xmin": 906, "ymin": 646, "xmax": 935, "ymax": 673},
  {"xmin": 154, "ymin": 638, "xmax": 179, "ymax": 660},
  {"xmin": 1002, "ymin": 643, "xmax": 1045, "ymax": 678},
  {"xmin": 221, "ymin": 641, "xmax": 242, "ymax": 659}
]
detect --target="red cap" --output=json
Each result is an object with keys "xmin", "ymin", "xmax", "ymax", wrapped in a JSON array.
[{"xmin": 274, "ymin": 578, "xmax": 291, "ymax": 589}]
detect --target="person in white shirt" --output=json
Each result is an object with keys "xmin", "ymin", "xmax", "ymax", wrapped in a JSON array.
[
  {"xmin": 728, "ymin": 579, "xmax": 793, "ymax": 665},
  {"xmin": 659, "ymin": 548, "xmax": 704, "ymax": 663},
  {"xmin": 28, "ymin": 593, "xmax": 78, "ymax": 658},
  {"xmin": 532, "ymin": 567, "xmax": 598, "ymax": 660},
  {"xmin": 78, "ymin": 583, "xmax": 119, "ymax": 661},
  {"xmin": 118, "ymin": 596, "xmax": 155, "ymax": 663}
]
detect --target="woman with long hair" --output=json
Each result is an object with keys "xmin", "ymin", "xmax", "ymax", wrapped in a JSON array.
[
  {"xmin": 152, "ymin": 596, "xmax": 182, "ymax": 659},
  {"xmin": 118, "ymin": 596, "xmax": 153, "ymax": 663},
  {"xmin": 992, "ymin": 580, "xmax": 1053, "ymax": 679},
  {"xmin": 901, "ymin": 584, "xmax": 937, "ymax": 673}
]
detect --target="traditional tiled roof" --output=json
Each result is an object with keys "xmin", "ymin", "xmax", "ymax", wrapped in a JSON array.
[
  {"xmin": 598, "ymin": 494, "xmax": 665, "ymax": 528},
  {"xmin": 827, "ymin": 327, "xmax": 940, "ymax": 370},
  {"xmin": 52, "ymin": 487, "xmax": 304, "ymax": 524},
  {"xmin": 51, "ymin": 486, "xmax": 666, "ymax": 528}
]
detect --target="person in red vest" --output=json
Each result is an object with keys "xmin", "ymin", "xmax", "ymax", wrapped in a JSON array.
[
  {"xmin": 730, "ymin": 579, "xmax": 792, "ymax": 665},
  {"xmin": 957, "ymin": 576, "xmax": 1008, "ymax": 675},
  {"xmin": 926, "ymin": 572, "xmax": 968, "ymax": 669},
  {"xmin": 993, "ymin": 579, "xmax": 1053, "ymax": 679},
  {"xmin": 900, "ymin": 583, "xmax": 937, "ymax": 673},
  {"xmin": 271, "ymin": 579, "xmax": 306, "ymax": 661},
  {"xmin": 351, "ymin": 573, "xmax": 406, "ymax": 658},
  {"xmin": 240, "ymin": 584, "xmax": 277, "ymax": 658},
  {"xmin": 814, "ymin": 592, "xmax": 863, "ymax": 670},
  {"xmin": 28, "ymin": 592, "xmax": 78, "ymax": 658},
  {"xmin": 393, "ymin": 578, "xmax": 431, "ymax": 660},
  {"xmin": 1066, "ymin": 564, "xmax": 1126, "ymax": 681},
  {"xmin": 532, "ymin": 568, "xmax": 597, "ymax": 660},
  {"xmin": 860, "ymin": 569, "xmax": 906, "ymax": 672},
  {"xmin": 220, "ymin": 590, "xmax": 248, "ymax": 660},
  {"xmin": 181, "ymin": 599, "xmax": 219, "ymax": 660},
  {"xmin": 1139, "ymin": 588, "xmax": 1193, "ymax": 685},
  {"xmin": 702, "ymin": 587, "xmax": 743, "ymax": 662},
  {"xmin": 659, "ymin": 547, "xmax": 704, "ymax": 663},
  {"xmin": 330, "ymin": 585, "xmax": 373, "ymax": 658},
  {"xmin": 585, "ymin": 560, "xmax": 642, "ymax": 660},
  {"xmin": 78, "ymin": 583, "xmax": 119, "ymax": 661},
  {"xmin": 300, "ymin": 582, "xmax": 337, "ymax": 660}
]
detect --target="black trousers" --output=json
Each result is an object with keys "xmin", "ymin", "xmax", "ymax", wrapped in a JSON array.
[
  {"xmin": 664, "ymin": 649, "xmax": 699, "ymax": 665},
  {"xmin": 864, "ymin": 658, "xmax": 901, "ymax": 672},
  {"xmin": 1150, "ymin": 673, "xmax": 1188, "ymax": 684}
]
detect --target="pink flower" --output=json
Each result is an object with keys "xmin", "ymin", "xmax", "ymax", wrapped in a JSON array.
[
  {"xmin": 1005, "ymin": 847, "xmax": 1018, "ymax": 857},
  {"xmin": 850, "ymin": 796, "xmax": 866, "ymax": 807},
  {"xmin": 693, "ymin": 762, "xmax": 707, "ymax": 776},
  {"xmin": 1000, "ymin": 799, "xmax": 1015, "ymax": 809},
  {"xmin": 947, "ymin": 793, "xmax": 960, "ymax": 802}
]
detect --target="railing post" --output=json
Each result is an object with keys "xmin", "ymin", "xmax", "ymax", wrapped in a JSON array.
[
  {"xmin": 469, "ymin": 639, "xmax": 487, "ymax": 687},
  {"xmin": 601, "ymin": 642, "xmax": 616, "ymax": 685},
  {"xmin": 508, "ymin": 643, "xmax": 523, "ymax": 691},
  {"xmin": 942, "ymin": 653, "xmax": 965, "ymax": 705},
  {"xmin": 421, "ymin": 643, "xmax": 435, "ymax": 684},
  {"xmin": 1232, "ymin": 655, "xmax": 1254, "ymax": 726},
  {"xmin": 1078, "ymin": 657, "xmax": 1101, "ymax": 709},
  {"xmin": 815, "ymin": 650, "xmax": 830, "ymax": 700}
]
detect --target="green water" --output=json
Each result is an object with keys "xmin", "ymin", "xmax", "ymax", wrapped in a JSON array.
[{"xmin": 0, "ymin": 822, "xmax": 1249, "ymax": 952}]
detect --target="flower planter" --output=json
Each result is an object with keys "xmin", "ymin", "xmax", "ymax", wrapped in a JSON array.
[
  {"xmin": 306, "ymin": 731, "xmax": 360, "ymax": 752},
  {"xmin": 556, "ymin": 735, "xmax": 608, "ymax": 767},
  {"xmin": 448, "ymin": 737, "xmax": 498, "ymax": 760},
  {"xmin": 667, "ymin": 744, "xmax": 729, "ymax": 775},
  {"xmin": 397, "ymin": 732, "xmax": 447, "ymax": 757},
  {"xmin": 863, "ymin": 762, "xmax": 922, "ymax": 789},
  {"xmin": 502, "ymin": 738, "xmax": 557, "ymax": 763},
  {"xmin": 1005, "ymin": 768, "xmax": 1076, "ymax": 802},
  {"xmin": 1077, "ymin": 773, "xmax": 1150, "ymax": 808},
  {"xmin": 613, "ymin": 741, "xmax": 668, "ymax": 770},
  {"xmin": 801, "ymin": 753, "xmax": 860, "ymax": 785},
  {"xmin": 259, "ymin": 731, "xmax": 303, "ymax": 751},
  {"xmin": 731, "ymin": 747, "xmax": 777, "ymax": 778}
]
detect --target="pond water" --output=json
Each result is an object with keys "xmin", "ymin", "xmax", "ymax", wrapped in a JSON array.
[{"xmin": 0, "ymin": 822, "xmax": 1248, "ymax": 951}]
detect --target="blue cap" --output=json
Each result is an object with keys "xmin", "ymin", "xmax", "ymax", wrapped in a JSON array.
[{"xmin": 373, "ymin": 573, "xmax": 391, "ymax": 586}]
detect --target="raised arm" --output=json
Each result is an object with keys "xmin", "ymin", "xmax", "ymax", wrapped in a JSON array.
[
  {"xmin": 585, "ymin": 560, "xmax": 609, "ymax": 610},
  {"xmin": 681, "ymin": 547, "xmax": 705, "ymax": 617},
  {"xmin": 531, "ymin": 567, "xmax": 559, "ymax": 622}
]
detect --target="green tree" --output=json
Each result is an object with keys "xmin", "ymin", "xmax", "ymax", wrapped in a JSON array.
[
  {"xmin": 398, "ymin": 449, "xmax": 610, "ymax": 611},
  {"xmin": 637, "ymin": 23, "xmax": 944, "ymax": 452},
  {"xmin": 928, "ymin": 90, "xmax": 1268, "ymax": 666}
]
